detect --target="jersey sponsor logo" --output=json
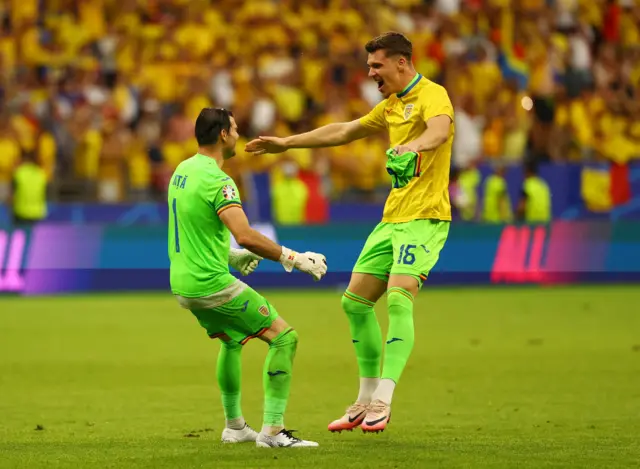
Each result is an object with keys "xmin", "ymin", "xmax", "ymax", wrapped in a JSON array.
[
  {"xmin": 385, "ymin": 108, "xmax": 393, "ymax": 115},
  {"xmin": 222, "ymin": 184, "xmax": 237, "ymax": 200},
  {"xmin": 403, "ymin": 103, "xmax": 414, "ymax": 120},
  {"xmin": 258, "ymin": 305, "xmax": 269, "ymax": 316}
]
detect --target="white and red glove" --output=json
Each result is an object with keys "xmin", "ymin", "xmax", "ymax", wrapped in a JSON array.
[{"xmin": 280, "ymin": 247, "xmax": 327, "ymax": 281}]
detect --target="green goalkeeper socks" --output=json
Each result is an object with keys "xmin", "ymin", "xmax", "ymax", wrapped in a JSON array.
[
  {"xmin": 381, "ymin": 287, "xmax": 415, "ymax": 383},
  {"xmin": 263, "ymin": 328, "xmax": 298, "ymax": 427},
  {"xmin": 217, "ymin": 340, "xmax": 243, "ymax": 421},
  {"xmin": 342, "ymin": 291, "xmax": 383, "ymax": 379}
]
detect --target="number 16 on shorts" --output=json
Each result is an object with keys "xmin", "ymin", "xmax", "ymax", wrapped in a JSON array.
[{"xmin": 396, "ymin": 244, "xmax": 429, "ymax": 265}]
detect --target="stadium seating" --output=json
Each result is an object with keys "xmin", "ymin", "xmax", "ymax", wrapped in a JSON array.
[{"xmin": 0, "ymin": 0, "xmax": 638, "ymax": 216}]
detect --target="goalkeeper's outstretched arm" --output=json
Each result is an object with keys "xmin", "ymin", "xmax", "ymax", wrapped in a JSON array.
[
  {"xmin": 220, "ymin": 206, "xmax": 327, "ymax": 281},
  {"xmin": 220, "ymin": 206, "xmax": 283, "ymax": 262},
  {"xmin": 245, "ymin": 119, "xmax": 377, "ymax": 155}
]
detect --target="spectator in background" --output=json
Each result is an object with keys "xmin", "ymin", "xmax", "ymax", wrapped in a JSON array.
[
  {"xmin": 453, "ymin": 94, "xmax": 483, "ymax": 170},
  {"xmin": 0, "ymin": 113, "xmax": 21, "ymax": 203},
  {"xmin": 449, "ymin": 168, "xmax": 462, "ymax": 219},
  {"xmin": 459, "ymin": 167, "xmax": 481, "ymax": 221},
  {"xmin": 501, "ymin": 80, "xmax": 530, "ymax": 163},
  {"xmin": 581, "ymin": 161, "xmax": 612, "ymax": 213},
  {"xmin": 11, "ymin": 151, "xmax": 48, "ymax": 227},
  {"xmin": 482, "ymin": 164, "xmax": 512, "ymax": 224},
  {"xmin": 517, "ymin": 162, "xmax": 551, "ymax": 224},
  {"xmin": 450, "ymin": 166, "xmax": 480, "ymax": 222},
  {"xmin": 250, "ymin": 82, "xmax": 277, "ymax": 136},
  {"xmin": 271, "ymin": 160, "xmax": 308, "ymax": 226},
  {"xmin": 97, "ymin": 119, "xmax": 130, "ymax": 202},
  {"xmin": 0, "ymin": 0, "xmax": 637, "ymax": 215}
]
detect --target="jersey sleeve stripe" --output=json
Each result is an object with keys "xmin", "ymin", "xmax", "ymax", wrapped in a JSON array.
[
  {"xmin": 217, "ymin": 199, "xmax": 243, "ymax": 209},
  {"xmin": 216, "ymin": 202, "xmax": 242, "ymax": 215}
]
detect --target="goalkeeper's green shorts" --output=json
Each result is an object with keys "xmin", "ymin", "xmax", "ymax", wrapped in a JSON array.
[
  {"xmin": 352, "ymin": 219, "xmax": 450, "ymax": 287},
  {"xmin": 179, "ymin": 286, "xmax": 279, "ymax": 344}
]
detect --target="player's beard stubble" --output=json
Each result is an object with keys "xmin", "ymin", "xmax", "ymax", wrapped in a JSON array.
[{"xmin": 223, "ymin": 147, "xmax": 236, "ymax": 160}]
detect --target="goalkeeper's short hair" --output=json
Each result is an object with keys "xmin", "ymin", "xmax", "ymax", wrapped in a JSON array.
[{"xmin": 195, "ymin": 108, "xmax": 234, "ymax": 146}]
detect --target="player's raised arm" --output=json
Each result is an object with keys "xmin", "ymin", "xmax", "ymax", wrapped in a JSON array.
[
  {"xmin": 219, "ymin": 206, "xmax": 328, "ymax": 281},
  {"xmin": 245, "ymin": 118, "xmax": 378, "ymax": 155}
]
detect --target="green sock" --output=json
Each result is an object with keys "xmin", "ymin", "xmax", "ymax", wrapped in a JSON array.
[
  {"xmin": 381, "ymin": 287, "xmax": 415, "ymax": 383},
  {"xmin": 217, "ymin": 340, "xmax": 243, "ymax": 421},
  {"xmin": 263, "ymin": 328, "xmax": 298, "ymax": 427},
  {"xmin": 342, "ymin": 290, "xmax": 382, "ymax": 378}
]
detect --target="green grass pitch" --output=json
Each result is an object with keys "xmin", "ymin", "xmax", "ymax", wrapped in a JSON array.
[{"xmin": 1, "ymin": 286, "xmax": 640, "ymax": 468}]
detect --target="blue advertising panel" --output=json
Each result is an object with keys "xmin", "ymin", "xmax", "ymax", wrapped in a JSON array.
[{"xmin": 1, "ymin": 221, "xmax": 639, "ymax": 295}]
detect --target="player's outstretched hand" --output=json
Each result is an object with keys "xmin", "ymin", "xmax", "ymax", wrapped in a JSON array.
[
  {"xmin": 294, "ymin": 252, "xmax": 328, "ymax": 281},
  {"xmin": 245, "ymin": 136, "xmax": 288, "ymax": 155},
  {"xmin": 229, "ymin": 248, "xmax": 262, "ymax": 276}
]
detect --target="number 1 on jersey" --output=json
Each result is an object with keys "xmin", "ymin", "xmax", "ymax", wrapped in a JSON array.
[{"xmin": 172, "ymin": 197, "xmax": 181, "ymax": 253}]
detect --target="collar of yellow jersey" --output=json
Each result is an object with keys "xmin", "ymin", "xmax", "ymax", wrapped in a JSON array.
[{"xmin": 396, "ymin": 73, "xmax": 422, "ymax": 99}]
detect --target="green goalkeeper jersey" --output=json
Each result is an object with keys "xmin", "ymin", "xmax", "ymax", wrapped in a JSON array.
[{"xmin": 168, "ymin": 153, "xmax": 243, "ymax": 298}]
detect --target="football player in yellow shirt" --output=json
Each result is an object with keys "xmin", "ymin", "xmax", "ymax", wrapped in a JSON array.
[{"xmin": 246, "ymin": 32, "xmax": 454, "ymax": 434}]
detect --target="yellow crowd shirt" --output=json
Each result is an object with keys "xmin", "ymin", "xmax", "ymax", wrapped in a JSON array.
[{"xmin": 360, "ymin": 74, "xmax": 454, "ymax": 223}]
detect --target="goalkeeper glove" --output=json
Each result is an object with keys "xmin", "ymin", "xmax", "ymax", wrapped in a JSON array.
[
  {"xmin": 279, "ymin": 247, "xmax": 327, "ymax": 281},
  {"xmin": 229, "ymin": 248, "xmax": 262, "ymax": 276}
]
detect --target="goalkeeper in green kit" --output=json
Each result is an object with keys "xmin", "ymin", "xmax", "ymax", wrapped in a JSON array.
[{"xmin": 168, "ymin": 108, "xmax": 327, "ymax": 448}]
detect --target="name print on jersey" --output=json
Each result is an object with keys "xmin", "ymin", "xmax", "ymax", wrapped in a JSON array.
[{"xmin": 172, "ymin": 174, "xmax": 188, "ymax": 189}]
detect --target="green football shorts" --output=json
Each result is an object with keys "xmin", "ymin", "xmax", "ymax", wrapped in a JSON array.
[
  {"xmin": 353, "ymin": 219, "xmax": 450, "ymax": 286},
  {"xmin": 187, "ymin": 286, "xmax": 279, "ymax": 344}
]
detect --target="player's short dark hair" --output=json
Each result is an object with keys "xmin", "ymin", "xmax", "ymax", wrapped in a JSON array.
[
  {"xmin": 194, "ymin": 108, "xmax": 233, "ymax": 146},
  {"xmin": 365, "ymin": 32, "xmax": 412, "ymax": 60}
]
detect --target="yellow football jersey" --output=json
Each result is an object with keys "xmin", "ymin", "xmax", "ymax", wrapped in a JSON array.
[{"xmin": 360, "ymin": 74, "xmax": 454, "ymax": 223}]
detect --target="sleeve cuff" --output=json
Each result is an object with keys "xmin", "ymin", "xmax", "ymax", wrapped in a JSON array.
[{"xmin": 216, "ymin": 202, "xmax": 243, "ymax": 215}]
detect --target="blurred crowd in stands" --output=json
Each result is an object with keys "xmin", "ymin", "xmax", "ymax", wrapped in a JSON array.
[{"xmin": 0, "ymin": 0, "xmax": 639, "ymax": 220}]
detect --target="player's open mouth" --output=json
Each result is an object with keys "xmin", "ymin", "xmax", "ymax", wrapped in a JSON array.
[{"xmin": 376, "ymin": 79, "xmax": 384, "ymax": 91}]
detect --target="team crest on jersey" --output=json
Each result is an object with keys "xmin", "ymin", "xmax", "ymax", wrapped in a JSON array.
[
  {"xmin": 222, "ymin": 184, "xmax": 237, "ymax": 200},
  {"xmin": 404, "ymin": 104, "xmax": 414, "ymax": 120},
  {"xmin": 258, "ymin": 305, "xmax": 269, "ymax": 317}
]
